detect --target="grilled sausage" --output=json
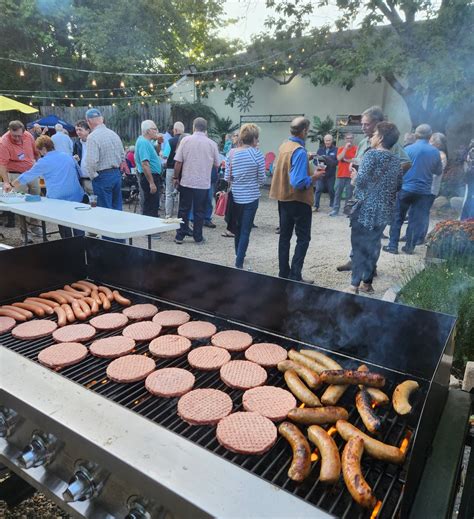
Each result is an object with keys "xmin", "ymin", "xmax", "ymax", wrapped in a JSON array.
[
  {"xmin": 2, "ymin": 305, "xmax": 33, "ymax": 319},
  {"xmin": 25, "ymin": 297, "xmax": 59, "ymax": 310},
  {"xmin": 112, "ymin": 290, "xmax": 131, "ymax": 307},
  {"xmin": 40, "ymin": 291, "xmax": 68, "ymax": 305},
  {"xmin": 12, "ymin": 302, "xmax": 46, "ymax": 318},
  {"xmin": 71, "ymin": 300, "xmax": 87, "ymax": 320},
  {"xmin": 76, "ymin": 280, "xmax": 99, "ymax": 291},
  {"xmin": 321, "ymin": 384, "xmax": 349, "ymax": 406},
  {"xmin": 53, "ymin": 290, "xmax": 82, "ymax": 304},
  {"xmin": 277, "ymin": 360, "xmax": 320, "ymax": 389},
  {"xmin": 342, "ymin": 437, "xmax": 377, "ymax": 508},
  {"xmin": 54, "ymin": 306, "xmax": 67, "ymax": 327},
  {"xmin": 288, "ymin": 406, "xmax": 349, "ymax": 425},
  {"xmin": 24, "ymin": 298, "xmax": 55, "ymax": 315},
  {"xmin": 356, "ymin": 389, "xmax": 382, "ymax": 434},
  {"xmin": 288, "ymin": 349, "xmax": 326, "ymax": 374},
  {"xmin": 90, "ymin": 290, "xmax": 102, "ymax": 306},
  {"xmin": 393, "ymin": 380, "xmax": 419, "ymax": 415},
  {"xmin": 78, "ymin": 299, "xmax": 92, "ymax": 317},
  {"xmin": 358, "ymin": 365, "xmax": 389, "ymax": 406},
  {"xmin": 307, "ymin": 425, "xmax": 341, "ymax": 484},
  {"xmin": 98, "ymin": 286, "xmax": 114, "ymax": 301},
  {"xmin": 278, "ymin": 422, "xmax": 312, "ymax": 482},
  {"xmin": 84, "ymin": 296, "xmax": 99, "ymax": 314},
  {"xmin": 0, "ymin": 308, "xmax": 26, "ymax": 321},
  {"xmin": 284, "ymin": 370, "xmax": 321, "ymax": 407},
  {"xmin": 61, "ymin": 303, "xmax": 76, "ymax": 324},
  {"xmin": 300, "ymin": 349, "xmax": 342, "ymax": 370},
  {"xmin": 319, "ymin": 370, "xmax": 385, "ymax": 388},
  {"xmin": 70, "ymin": 283, "xmax": 92, "ymax": 295},
  {"xmin": 63, "ymin": 285, "xmax": 89, "ymax": 298},
  {"xmin": 98, "ymin": 292, "xmax": 111, "ymax": 310},
  {"xmin": 336, "ymin": 420, "xmax": 405, "ymax": 465}
]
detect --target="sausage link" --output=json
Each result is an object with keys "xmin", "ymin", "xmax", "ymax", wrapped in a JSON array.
[
  {"xmin": 63, "ymin": 285, "xmax": 89, "ymax": 297},
  {"xmin": 56, "ymin": 289, "xmax": 84, "ymax": 302},
  {"xmin": 98, "ymin": 286, "xmax": 114, "ymax": 301},
  {"xmin": 278, "ymin": 422, "xmax": 312, "ymax": 482},
  {"xmin": 2, "ymin": 305, "xmax": 33, "ymax": 319},
  {"xmin": 284, "ymin": 370, "xmax": 321, "ymax": 407},
  {"xmin": 393, "ymin": 380, "xmax": 419, "ymax": 415},
  {"xmin": 78, "ymin": 299, "xmax": 92, "ymax": 317},
  {"xmin": 12, "ymin": 302, "xmax": 45, "ymax": 318},
  {"xmin": 24, "ymin": 298, "xmax": 55, "ymax": 315},
  {"xmin": 288, "ymin": 406, "xmax": 349, "ymax": 426},
  {"xmin": 336, "ymin": 420, "xmax": 406, "ymax": 464},
  {"xmin": 98, "ymin": 292, "xmax": 111, "ymax": 310},
  {"xmin": 321, "ymin": 384, "xmax": 349, "ymax": 406},
  {"xmin": 300, "ymin": 349, "xmax": 342, "ymax": 370},
  {"xmin": 84, "ymin": 296, "xmax": 99, "ymax": 314},
  {"xmin": 113, "ymin": 290, "xmax": 131, "ymax": 307},
  {"xmin": 319, "ymin": 369, "xmax": 385, "ymax": 388},
  {"xmin": 356, "ymin": 389, "xmax": 382, "ymax": 434},
  {"xmin": 358, "ymin": 365, "xmax": 389, "ymax": 405},
  {"xmin": 71, "ymin": 300, "xmax": 87, "ymax": 321},
  {"xmin": 342, "ymin": 437, "xmax": 377, "ymax": 508},
  {"xmin": 90, "ymin": 290, "xmax": 102, "ymax": 306},
  {"xmin": 25, "ymin": 297, "xmax": 59, "ymax": 310},
  {"xmin": 76, "ymin": 280, "xmax": 99, "ymax": 290},
  {"xmin": 0, "ymin": 308, "xmax": 26, "ymax": 321},
  {"xmin": 40, "ymin": 291, "xmax": 68, "ymax": 305},
  {"xmin": 61, "ymin": 304, "xmax": 76, "ymax": 323},
  {"xmin": 307, "ymin": 425, "xmax": 341, "ymax": 484},
  {"xmin": 70, "ymin": 283, "xmax": 92, "ymax": 295},
  {"xmin": 277, "ymin": 360, "xmax": 320, "ymax": 389},
  {"xmin": 54, "ymin": 306, "xmax": 67, "ymax": 327},
  {"xmin": 288, "ymin": 349, "xmax": 326, "ymax": 374}
]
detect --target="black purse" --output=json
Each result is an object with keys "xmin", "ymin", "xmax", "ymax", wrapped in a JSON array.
[{"xmin": 343, "ymin": 198, "xmax": 362, "ymax": 217}]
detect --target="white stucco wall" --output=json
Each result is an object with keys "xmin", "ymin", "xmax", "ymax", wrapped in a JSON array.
[{"xmin": 171, "ymin": 75, "xmax": 412, "ymax": 154}]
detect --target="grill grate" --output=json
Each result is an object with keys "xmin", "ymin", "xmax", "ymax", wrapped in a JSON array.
[{"xmin": 0, "ymin": 283, "xmax": 423, "ymax": 519}]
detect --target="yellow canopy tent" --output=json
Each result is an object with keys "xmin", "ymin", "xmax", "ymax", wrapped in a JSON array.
[{"xmin": 0, "ymin": 95, "xmax": 38, "ymax": 114}]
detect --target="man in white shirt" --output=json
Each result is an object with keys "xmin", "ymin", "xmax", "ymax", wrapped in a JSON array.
[
  {"xmin": 74, "ymin": 120, "xmax": 92, "ymax": 195},
  {"xmin": 51, "ymin": 123, "xmax": 73, "ymax": 154}
]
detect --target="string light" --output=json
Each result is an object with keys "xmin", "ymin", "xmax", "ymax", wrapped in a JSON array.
[
  {"xmin": 120, "ymin": 80, "xmax": 125, "ymax": 88},
  {"xmin": 91, "ymin": 79, "xmax": 97, "ymax": 86},
  {"xmin": 233, "ymin": 74, "xmax": 236, "ymax": 78},
  {"xmin": 88, "ymin": 103, "xmax": 92, "ymax": 107},
  {"xmin": 110, "ymin": 92, "xmax": 114, "ymax": 96},
  {"xmin": 64, "ymin": 94, "xmax": 68, "ymax": 98},
  {"xmin": 141, "ymin": 101, "xmax": 144, "ymax": 105},
  {"xmin": 19, "ymin": 68, "xmax": 25, "ymax": 77},
  {"xmin": 70, "ymin": 102, "xmax": 74, "ymax": 107},
  {"xmin": 51, "ymin": 102, "xmax": 55, "ymax": 107},
  {"xmin": 149, "ymin": 82, "xmax": 154, "ymax": 88},
  {"xmin": 288, "ymin": 54, "xmax": 292, "ymax": 59},
  {"xmin": 245, "ymin": 71, "xmax": 248, "ymax": 76},
  {"xmin": 29, "ymin": 101, "xmax": 33, "ymax": 106},
  {"xmin": 95, "ymin": 93, "xmax": 99, "ymax": 97},
  {"xmin": 261, "ymin": 65, "xmax": 265, "ymax": 70},
  {"xmin": 80, "ymin": 94, "xmax": 83, "ymax": 98},
  {"xmin": 127, "ymin": 101, "xmax": 131, "ymax": 106},
  {"xmin": 57, "ymin": 75, "xmax": 62, "ymax": 83},
  {"xmin": 301, "ymin": 48, "xmax": 305, "ymax": 52},
  {"xmin": 112, "ymin": 102, "xmax": 116, "ymax": 106}
]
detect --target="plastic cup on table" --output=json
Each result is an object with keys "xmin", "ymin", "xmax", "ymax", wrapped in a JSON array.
[{"xmin": 89, "ymin": 195, "xmax": 98, "ymax": 208}]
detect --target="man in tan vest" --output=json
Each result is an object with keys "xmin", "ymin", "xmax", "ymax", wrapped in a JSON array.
[{"xmin": 270, "ymin": 117, "xmax": 325, "ymax": 283}]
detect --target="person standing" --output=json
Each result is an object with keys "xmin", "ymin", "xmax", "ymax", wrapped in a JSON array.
[
  {"xmin": 346, "ymin": 123, "xmax": 402, "ymax": 294},
  {"xmin": 270, "ymin": 117, "xmax": 326, "ymax": 283},
  {"xmin": 461, "ymin": 139, "xmax": 474, "ymax": 221},
  {"xmin": 314, "ymin": 134, "xmax": 338, "ymax": 211},
  {"xmin": 162, "ymin": 121, "xmax": 185, "ymax": 219},
  {"xmin": 384, "ymin": 124, "xmax": 442, "ymax": 254},
  {"xmin": 224, "ymin": 124, "xmax": 265, "ymax": 269},
  {"xmin": 0, "ymin": 120, "xmax": 41, "ymax": 236},
  {"xmin": 173, "ymin": 117, "xmax": 220, "ymax": 244},
  {"xmin": 84, "ymin": 108, "xmax": 124, "ymax": 211},
  {"xmin": 330, "ymin": 133, "xmax": 358, "ymax": 216},
  {"xmin": 51, "ymin": 123, "xmax": 73, "ymax": 155},
  {"xmin": 134, "ymin": 120, "xmax": 162, "ymax": 219},
  {"xmin": 73, "ymin": 120, "xmax": 93, "ymax": 195}
]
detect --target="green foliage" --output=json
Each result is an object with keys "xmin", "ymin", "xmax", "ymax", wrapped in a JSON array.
[
  {"xmin": 308, "ymin": 116, "xmax": 337, "ymax": 144},
  {"xmin": 426, "ymin": 220, "xmax": 474, "ymax": 261},
  {"xmin": 208, "ymin": 116, "xmax": 239, "ymax": 145},
  {"xmin": 170, "ymin": 102, "xmax": 217, "ymax": 134},
  {"xmin": 398, "ymin": 259, "xmax": 474, "ymax": 376}
]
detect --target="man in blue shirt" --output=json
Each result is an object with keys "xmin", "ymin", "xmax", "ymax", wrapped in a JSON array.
[
  {"xmin": 314, "ymin": 134, "xmax": 338, "ymax": 211},
  {"xmin": 51, "ymin": 123, "xmax": 73, "ymax": 155},
  {"xmin": 384, "ymin": 124, "xmax": 442, "ymax": 254},
  {"xmin": 134, "ymin": 120, "xmax": 162, "ymax": 219}
]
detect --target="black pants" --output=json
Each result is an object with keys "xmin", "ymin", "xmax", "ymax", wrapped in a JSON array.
[
  {"xmin": 58, "ymin": 226, "xmax": 85, "ymax": 239},
  {"xmin": 278, "ymin": 201, "xmax": 312, "ymax": 281},
  {"xmin": 351, "ymin": 219, "xmax": 384, "ymax": 286},
  {"xmin": 138, "ymin": 173, "xmax": 161, "ymax": 217},
  {"xmin": 314, "ymin": 174, "xmax": 336, "ymax": 208},
  {"xmin": 176, "ymin": 186, "xmax": 208, "ymax": 242}
]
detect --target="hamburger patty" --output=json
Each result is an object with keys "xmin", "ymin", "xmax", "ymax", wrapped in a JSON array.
[
  {"xmin": 149, "ymin": 334, "xmax": 191, "ymax": 358},
  {"xmin": 177, "ymin": 321, "xmax": 217, "ymax": 340},
  {"xmin": 244, "ymin": 343, "xmax": 288, "ymax": 367},
  {"xmin": 123, "ymin": 303, "xmax": 159, "ymax": 320},
  {"xmin": 187, "ymin": 346, "xmax": 231, "ymax": 371},
  {"xmin": 38, "ymin": 342, "xmax": 88, "ymax": 369},
  {"xmin": 145, "ymin": 368, "xmax": 195, "ymax": 397},
  {"xmin": 89, "ymin": 312, "xmax": 128, "ymax": 331},
  {"xmin": 52, "ymin": 323, "xmax": 96, "ymax": 343},
  {"xmin": 152, "ymin": 310, "xmax": 191, "ymax": 327},
  {"xmin": 242, "ymin": 386, "xmax": 296, "ymax": 421},
  {"xmin": 211, "ymin": 330, "xmax": 253, "ymax": 352},
  {"xmin": 178, "ymin": 389, "xmax": 233, "ymax": 425},
  {"xmin": 89, "ymin": 336, "xmax": 136, "ymax": 358},
  {"xmin": 220, "ymin": 360, "xmax": 267, "ymax": 390},
  {"xmin": 12, "ymin": 319, "xmax": 58, "ymax": 340},
  {"xmin": 106, "ymin": 354, "xmax": 155, "ymax": 383}
]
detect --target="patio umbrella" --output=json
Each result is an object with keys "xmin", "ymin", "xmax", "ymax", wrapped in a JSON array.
[{"xmin": 0, "ymin": 95, "xmax": 38, "ymax": 114}]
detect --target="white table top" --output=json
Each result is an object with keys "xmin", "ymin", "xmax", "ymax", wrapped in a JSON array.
[{"xmin": 0, "ymin": 197, "xmax": 180, "ymax": 238}]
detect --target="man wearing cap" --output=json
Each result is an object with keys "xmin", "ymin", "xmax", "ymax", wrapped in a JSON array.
[{"xmin": 84, "ymin": 108, "xmax": 124, "ymax": 211}]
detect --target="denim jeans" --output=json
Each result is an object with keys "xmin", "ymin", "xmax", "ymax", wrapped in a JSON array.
[
  {"xmin": 189, "ymin": 182, "xmax": 215, "ymax": 223},
  {"xmin": 278, "ymin": 201, "xmax": 312, "ymax": 281},
  {"xmin": 176, "ymin": 186, "xmax": 208, "ymax": 242},
  {"xmin": 332, "ymin": 177, "xmax": 353, "ymax": 213},
  {"xmin": 314, "ymin": 174, "xmax": 335, "ymax": 208},
  {"xmin": 138, "ymin": 173, "xmax": 161, "ymax": 217},
  {"xmin": 92, "ymin": 168, "xmax": 123, "ymax": 211},
  {"xmin": 233, "ymin": 198, "xmax": 259, "ymax": 268},
  {"xmin": 165, "ymin": 168, "xmax": 177, "ymax": 218},
  {"xmin": 389, "ymin": 189, "xmax": 432, "ymax": 251},
  {"xmin": 351, "ymin": 219, "xmax": 384, "ymax": 286}
]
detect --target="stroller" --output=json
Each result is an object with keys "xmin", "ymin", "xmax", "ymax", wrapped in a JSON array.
[{"xmin": 121, "ymin": 171, "xmax": 139, "ymax": 212}]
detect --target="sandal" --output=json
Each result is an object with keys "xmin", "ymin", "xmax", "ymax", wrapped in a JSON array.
[{"xmin": 221, "ymin": 231, "xmax": 235, "ymax": 238}]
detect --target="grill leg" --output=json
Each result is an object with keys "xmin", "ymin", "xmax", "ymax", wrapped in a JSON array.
[
  {"xmin": 41, "ymin": 221, "xmax": 47, "ymax": 242},
  {"xmin": 129, "ymin": 238, "xmax": 133, "ymax": 245},
  {"xmin": 148, "ymin": 235, "xmax": 152, "ymax": 249}
]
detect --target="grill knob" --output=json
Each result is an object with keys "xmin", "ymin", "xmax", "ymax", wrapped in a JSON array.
[
  {"xmin": 125, "ymin": 496, "xmax": 152, "ymax": 519},
  {"xmin": 63, "ymin": 460, "xmax": 108, "ymax": 502},
  {"xmin": 0, "ymin": 407, "xmax": 19, "ymax": 438},
  {"xmin": 17, "ymin": 431, "xmax": 58, "ymax": 469}
]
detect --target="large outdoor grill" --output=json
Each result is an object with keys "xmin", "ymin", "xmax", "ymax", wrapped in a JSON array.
[{"xmin": 0, "ymin": 237, "xmax": 467, "ymax": 518}]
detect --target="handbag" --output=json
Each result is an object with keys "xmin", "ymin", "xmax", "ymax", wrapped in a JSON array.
[
  {"xmin": 215, "ymin": 191, "xmax": 228, "ymax": 216},
  {"xmin": 343, "ymin": 198, "xmax": 362, "ymax": 217}
]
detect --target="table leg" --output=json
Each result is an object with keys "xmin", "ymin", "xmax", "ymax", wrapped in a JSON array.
[
  {"xmin": 21, "ymin": 216, "xmax": 28, "ymax": 246},
  {"xmin": 128, "ymin": 238, "xmax": 133, "ymax": 245},
  {"xmin": 148, "ymin": 235, "xmax": 152, "ymax": 250},
  {"xmin": 41, "ymin": 221, "xmax": 47, "ymax": 242}
]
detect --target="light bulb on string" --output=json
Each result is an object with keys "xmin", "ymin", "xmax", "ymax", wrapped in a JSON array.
[
  {"xmin": 51, "ymin": 103, "xmax": 55, "ymax": 107},
  {"xmin": 149, "ymin": 82, "xmax": 154, "ymax": 88},
  {"xmin": 112, "ymin": 103, "xmax": 116, "ymax": 106},
  {"xmin": 19, "ymin": 68, "xmax": 25, "ymax": 77},
  {"xmin": 233, "ymin": 74, "xmax": 236, "ymax": 78},
  {"xmin": 70, "ymin": 103, "xmax": 74, "ymax": 107},
  {"xmin": 215, "ymin": 77, "xmax": 219, "ymax": 82},
  {"xmin": 64, "ymin": 94, "xmax": 68, "ymax": 98},
  {"xmin": 110, "ymin": 92, "xmax": 114, "ymax": 96},
  {"xmin": 29, "ymin": 101, "xmax": 33, "ymax": 106},
  {"xmin": 141, "ymin": 101, "xmax": 145, "ymax": 105},
  {"xmin": 154, "ymin": 99, "xmax": 158, "ymax": 103},
  {"xmin": 301, "ymin": 48, "xmax": 305, "ymax": 52},
  {"xmin": 127, "ymin": 102, "xmax": 131, "ymax": 106},
  {"xmin": 261, "ymin": 65, "xmax": 265, "ymax": 70},
  {"xmin": 88, "ymin": 104, "xmax": 92, "ymax": 108},
  {"xmin": 95, "ymin": 93, "xmax": 99, "ymax": 97},
  {"xmin": 91, "ymin": 79, "xmax": 97, "ymax": 86},
  {"xmin": 57, "ymin": 74, "xmax": 62, "ymax": 83},
  {"xmin": 288, "ymin": 54, "xmax": 292, "ymax": 59},
  {"xmin": 120, "ymin": 80, "xmax": 125, "ymax": 88},
  {"xmin": 245, "ymin": 71, "xmax": 248, "ymax": 76},
  {"xmin": 80, "ymin": 94, "xmax": 83, "ymax": 98}
]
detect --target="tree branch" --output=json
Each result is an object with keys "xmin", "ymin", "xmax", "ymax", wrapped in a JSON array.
[
  {"xmin": 265, "ymin": 71, "xmax": 298, "ymax": 85},
  {"xmin": 384, "ymin": 72, "xmax": 410, "ymax": 97},
  {"xmin": 373, "ymin": 0, "xmax": 404, "ymax": 33}
]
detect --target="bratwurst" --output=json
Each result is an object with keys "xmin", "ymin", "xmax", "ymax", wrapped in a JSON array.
[
  {"xmin": 320, "ymin": 369, "xmax": 385, "ymax": 388},
  {"xmin": 307, "ymin": 425, "xmax": 341, "ymax": 484},
  {"xmin": 288, "ymin": 406, "xmax": 348, "ymax": 425},
  {"xmin": 278, "ymin": 422, "xmax": 312, "ymax": 482}
]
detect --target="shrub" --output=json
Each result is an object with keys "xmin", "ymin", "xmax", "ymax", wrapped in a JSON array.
[{"xmin": 426, "ymin": 219, "xmax": 474, "ymax": 261}]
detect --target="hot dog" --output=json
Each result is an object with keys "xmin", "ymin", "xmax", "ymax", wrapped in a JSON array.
[
  {"xmin": 72, "ymin": 300, "xmax": 87, "ymax": 321},
  {"xmin": 393, "ymin": 380, "xmax": 419, "ymax": 415},
  {"xmin": 288, "ymin": 349, "xmax": 326, "ymax": 374},
  {"xmin": 336, "ymin": 420, "xmax": 406, "ymax": 465},
  {"xmin": 2, "ymin": 305, "xmax": 33, "ymax": 319},
  {"xmin": 284, "ymin": 370, "xmax": 321, "ymax": 407},
  {"xmin": 321, "ymin": 384, "xmax": 349, "ymax": 406},
  {"xmin": 277, "ymin": 360, "xmax": 320, "ymax": 389},
  {"xmin": 319, "ymin": 370, "xmax": 385, "ymax": 388},
  {"xmin": 278, "ymin": 422, "xmax": 312, "ymax": 482},
  {"xmin": 358, "ymin": 365, "xmax": 389, "ymax": 406},
  {"xmin": 288, "ymin": 406, "xmax": 349, "ymax": 425},
  {"xmin": 112, "ymin": 290, "xmax": 131, "ymax": 307},
  {"xmin": 70, "ymin": 283, "xmax": 92, "ymax": 295},
  {"xmin": 78, "ymin": 299, "xmax": 91, "ymax": 317},
  {"xmin": 25, "ymin": 297, "xmax": 59, "ymax": 310},
  {"xmin": 356, "ymin": 389, "xmax": 382, "ymax": 434},
  {"xmin": 300, "ymin": 349, "xmax": 342, "ymax": 370},
  {"xmin": 56, "ymin": 289, "xmax": 84, "ymax": 302},
  {"xmin": 307, "ymin": 425, "xmax": 341, "ymax": 484},
  {"xmin": 90, "ymin": 290, "xmax": 102, "ymax": 306},
  {"xmin": 61, "ymin": 304, "xmax": 76, "ymax": 324},
  {"xmin": 54, "ymin": 306, "xmax": 67, "ymax": 327},
  {"xmin": 76, "ymin": 280, "xmax": 99, "ymax": 291},
  {"xmin": 63, "ymin": 285, "xmax": 88, "ymax": 298},
  {"xmin": 0, "ymin": 308, "xmax": 26, "ymax": 321},
  {"xmin": 12, "ymin": 302, "xmax": 45, "ymax": 318},
  {"xmin": 98, "ymin": 292, "xmax": 111, "ymax": 310},
  {"xmin": 84, "ymin": 296, "xmax": 99, "ymax": 314},
  {"xmin": 40, "ymin": 291, "xmax": 68, "ymax": 305},
  {"xmin": 98, "ymin": 286, "xmax": 114, "ymax": 301},
  {"xmin": 342, "ymin": 437, "xmax": 377, "ymax": 508}
]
